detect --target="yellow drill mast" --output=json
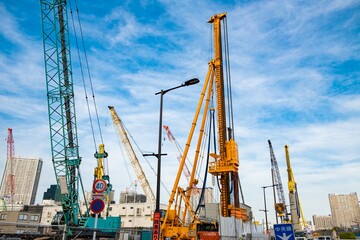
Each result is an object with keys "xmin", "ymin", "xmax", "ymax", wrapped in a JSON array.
[
  {"xmin": 207, "ymin": 13, "xmax": 242, "ymax": 219},
  {"xmin": 160, "ymin": 12, "xmax": 245, "ymax": 240}
]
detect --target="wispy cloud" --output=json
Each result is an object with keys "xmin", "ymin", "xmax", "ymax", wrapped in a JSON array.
[{"xmin": 0, "ymin": 0, "xmax": 359, "ymax": 223}]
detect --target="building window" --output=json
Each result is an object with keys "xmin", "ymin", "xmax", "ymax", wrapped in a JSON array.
[
  {"xmin": 16, "ymin": 229, "xmax": 25, "ymax": 234},
  {"xmin": 122, "ymin": 207, "xmax": 125, "ymax": 209},
  {"xmin": 130, "ymin": 207, "xmax": 133, "ymax": 209},
  {"xmin": 0, "ymin": 214, "xmax": 6, "ymax": 220},
  {"xmin": 30, "ymin": 215, "xmax": 39, "ymax": 221},
  {"xmin": 129, "ymin": 220, "xmax": 132, "ymax": 222},
  {"xmin": 18, "ymin": 214, "xmax": 28, "ymax": 221}
]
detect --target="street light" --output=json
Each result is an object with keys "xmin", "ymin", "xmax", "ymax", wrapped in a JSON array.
[
  {"xmin": 260, "ymin": 184, "xmax": 278, "ymax": 235},
  {"xmin": 146, "ymin": 78, "xmax": 200, "ymax": 240}
]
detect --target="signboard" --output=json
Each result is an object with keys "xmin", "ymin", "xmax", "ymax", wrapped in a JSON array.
[
  {"xmin": 90, "ymin": 198, "xmax": 105, "ymax": 214},
  {"xmin": 92, "ymin": 179, "xmax": 107, "ymax": 193},
  {"xmin": 92, "ymin": 192, "xmax": 105, "ymax": 200},
  {"xmin": 274, "ymin": 223, "xmax": 295, "ymax": 240},
  {"xmin": 152, "ymin": 211, "xmax": 161, "ymax": 240}
]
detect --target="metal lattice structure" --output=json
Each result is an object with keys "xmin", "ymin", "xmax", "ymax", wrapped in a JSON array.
[
  {"xmin": 40, "ymin": 0, "xmax": 87, "ymax": 226},
  {"xmin": 108, "ymin": 106, "xmax": 156, "ymax": 204},
  {"xmin": 268, "ymin": 140, "xmax": 288, "ymax": 221},
  {"xmin": 6, "ymin": 128, "xmax": 15, "ymax": 208}
]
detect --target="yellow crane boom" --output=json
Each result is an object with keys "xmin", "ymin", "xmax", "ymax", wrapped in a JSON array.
[
  {"xmin": 108, "ymin": 106, "xmax": 156, "ymax": 204},
  {"xmin": 285, "ymin": 145, "xmax": 307, "ymax": 231}
]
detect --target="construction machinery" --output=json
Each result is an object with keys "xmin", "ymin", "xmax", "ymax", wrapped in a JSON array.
[
  {"xmin": 40, "ymin": 0, "xmax": 120, "ymax": 237},
  {"xmin": 285, "ymin": 145, "xmax": 307, "ymax": 232},
  {"xmin": 163, "ymin": 125, "xmax": 199, "ymax": 190},
  {"xmin": 160, "ymin": 12, "xmax": 247, "ymax": 240},
  {"xmin": 108, "ymin": 106, "xmax": 156, "ymax": 204},
  {"xmin": 268, "ymin": 140, "xmax": 289, "ymax": 222},
  {"xmin": 0, "ymin": 128, "xmax": 15, "ymax": 210}
]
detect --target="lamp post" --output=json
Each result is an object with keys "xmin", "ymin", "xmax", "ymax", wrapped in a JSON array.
[
  {"xmin": 147, "ymin": 78, "xmax": 200, "ymax": 240},
  {"xmin": 260, "ymin": 184, "xmax": 278, "ymax": 235}
]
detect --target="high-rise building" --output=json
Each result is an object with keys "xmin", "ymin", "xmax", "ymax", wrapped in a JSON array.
[
  {"xmin": 0, "ymin": 157, "xmax": 42, "ymax": 205},
  {"xmin": 329, "ymin": 193, "xmax": 360, "ymax": 229}
]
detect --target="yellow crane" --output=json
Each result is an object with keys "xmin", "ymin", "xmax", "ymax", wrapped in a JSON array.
[
  {"xmin": 108, "ymin": 106, "xmax": 156, "ymax": 204},
  {"xmin": 285, "ymin": 145, "xmax": 307, "ymax": 231},
  {"xmin": 160, "ymin": 12, "xmax": 246, "ymax": 240}
]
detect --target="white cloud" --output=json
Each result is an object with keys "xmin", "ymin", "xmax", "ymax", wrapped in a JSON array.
[{"xmin": 0, "ymin": 0, "xmax": 359, "ymax": 225}]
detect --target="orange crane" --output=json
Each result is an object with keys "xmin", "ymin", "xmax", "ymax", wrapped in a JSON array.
[
  {"xmin": 108, "ymin": 106, "xmax": 156, "ymax": 204},
  {"xmin": 160, "ymin": 12, "xmax": 246, "ymax": 240}
]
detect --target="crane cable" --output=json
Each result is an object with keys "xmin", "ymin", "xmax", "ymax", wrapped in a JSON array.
[
  {"xmin": 122, "ymin": 119, "xmax": 171, "ymax": 195},
  {"xmin": 223, "ymin": 16, "xmax": 235, "ymax": 138},
  {"xmin": 194, "ymin": 106, "xmax": 211, "ymax": 187},
  {"xmin": 111, "ymin": 121, "xmax": 134, "ymax": 184},
  {"xmin": 69, "ymin": 0, "xmax": 104, "ymax": 152},
  {"xmin": 195, "ymin": 107, "xmax": 215, "ymax": 214}
]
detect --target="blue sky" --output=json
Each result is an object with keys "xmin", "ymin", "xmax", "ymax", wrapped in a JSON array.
[{"xmin": 0, "ymin": 0, "xmax": 359, "ymax": 224}]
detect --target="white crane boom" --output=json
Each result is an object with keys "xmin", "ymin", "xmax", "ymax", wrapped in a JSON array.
[{"xmin": 108, "ymin": 106, "xmax": 156, "ymax": 204}]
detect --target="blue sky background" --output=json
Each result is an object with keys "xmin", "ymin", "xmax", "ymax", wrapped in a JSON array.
[{"xmin": 0, "ymin": 0, "xmax": 359, "ymax": 224}]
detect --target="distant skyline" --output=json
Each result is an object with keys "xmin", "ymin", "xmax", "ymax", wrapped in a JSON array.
[{"xmin": 0, "ymin": 0, "xmax": 359, "ymax": 223}]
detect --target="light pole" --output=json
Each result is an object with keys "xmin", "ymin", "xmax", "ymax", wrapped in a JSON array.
[
  {"xmin": 146, "ymin": 78, "xmax": 200, "ymax": 240},
  {"xmin": 260, "ymin": 184, "xmax": 278, "ymax": 235}
]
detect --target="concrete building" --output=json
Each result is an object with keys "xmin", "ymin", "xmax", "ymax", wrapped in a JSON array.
[
  {"xmin": 329, "ymin": 193, "xmax": 360, "ymax": 229},
  {"xmin": 120, "ymin": 190, "xmax": 147, "ymax": 204},
  {"xmin": 107, "ymin": 202, "xmax": 158, "ymax": 228},
  {"xmin": 0, "ymin": 157, "xmax": 42, "ymax": 206},
  {"xmin": 312, "ymin": 215, "xmax": 333, "ymax": 230},
  {"xmin": 0, "ymin": 206, "xmax": 42, "ymax": 235}
]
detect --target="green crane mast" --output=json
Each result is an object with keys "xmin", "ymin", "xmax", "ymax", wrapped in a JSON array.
[
  {"xmin": 40, "ymin": 0, "xmax": 120, "ymax": 236},
  {"xmin": 40, "ymin": 0, "xmax": 86, "ymax": 226}
]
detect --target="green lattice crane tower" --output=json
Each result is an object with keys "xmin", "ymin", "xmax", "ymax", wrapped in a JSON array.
[{"xmin": 40, "ymin": 0, "xmax": 89, "ymax": 227}]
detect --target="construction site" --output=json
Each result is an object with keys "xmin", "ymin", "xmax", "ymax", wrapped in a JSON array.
[{"xmin": 0, "ymin": 1, "xmax": 360, "ymax": 240}]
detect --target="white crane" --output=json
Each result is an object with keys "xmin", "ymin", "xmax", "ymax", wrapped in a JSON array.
[{"xmin": 108, "ymin": 106, "xmax": 156, "ymax": 204}]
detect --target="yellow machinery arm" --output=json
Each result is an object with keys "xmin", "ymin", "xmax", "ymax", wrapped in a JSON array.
[
  {"xmin": 285, "ymin": 145, "xmax": 295, "ymax": 193},
  {"xmin": 160, "ymin": 12, "xmax": 246, "ymax": 240},
  {"xmin": 285, "ymin": 145, "xmax": 307, "ymax": 231},
  {"xmin": 108, "ymin": 106, "xmax": 156, "ymax": 204},
  {"xmin": 94, "ymin": 143, "xmax": 106, "ymax": 180}
]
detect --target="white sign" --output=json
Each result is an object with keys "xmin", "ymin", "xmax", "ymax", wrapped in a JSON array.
[
  {"xmin": 92, "ymin": 179, "xmax": 107, "ymax": 193},
  {"xmin": 92, "ymin": 193, "xmax": 105, "ymax": 200}
]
